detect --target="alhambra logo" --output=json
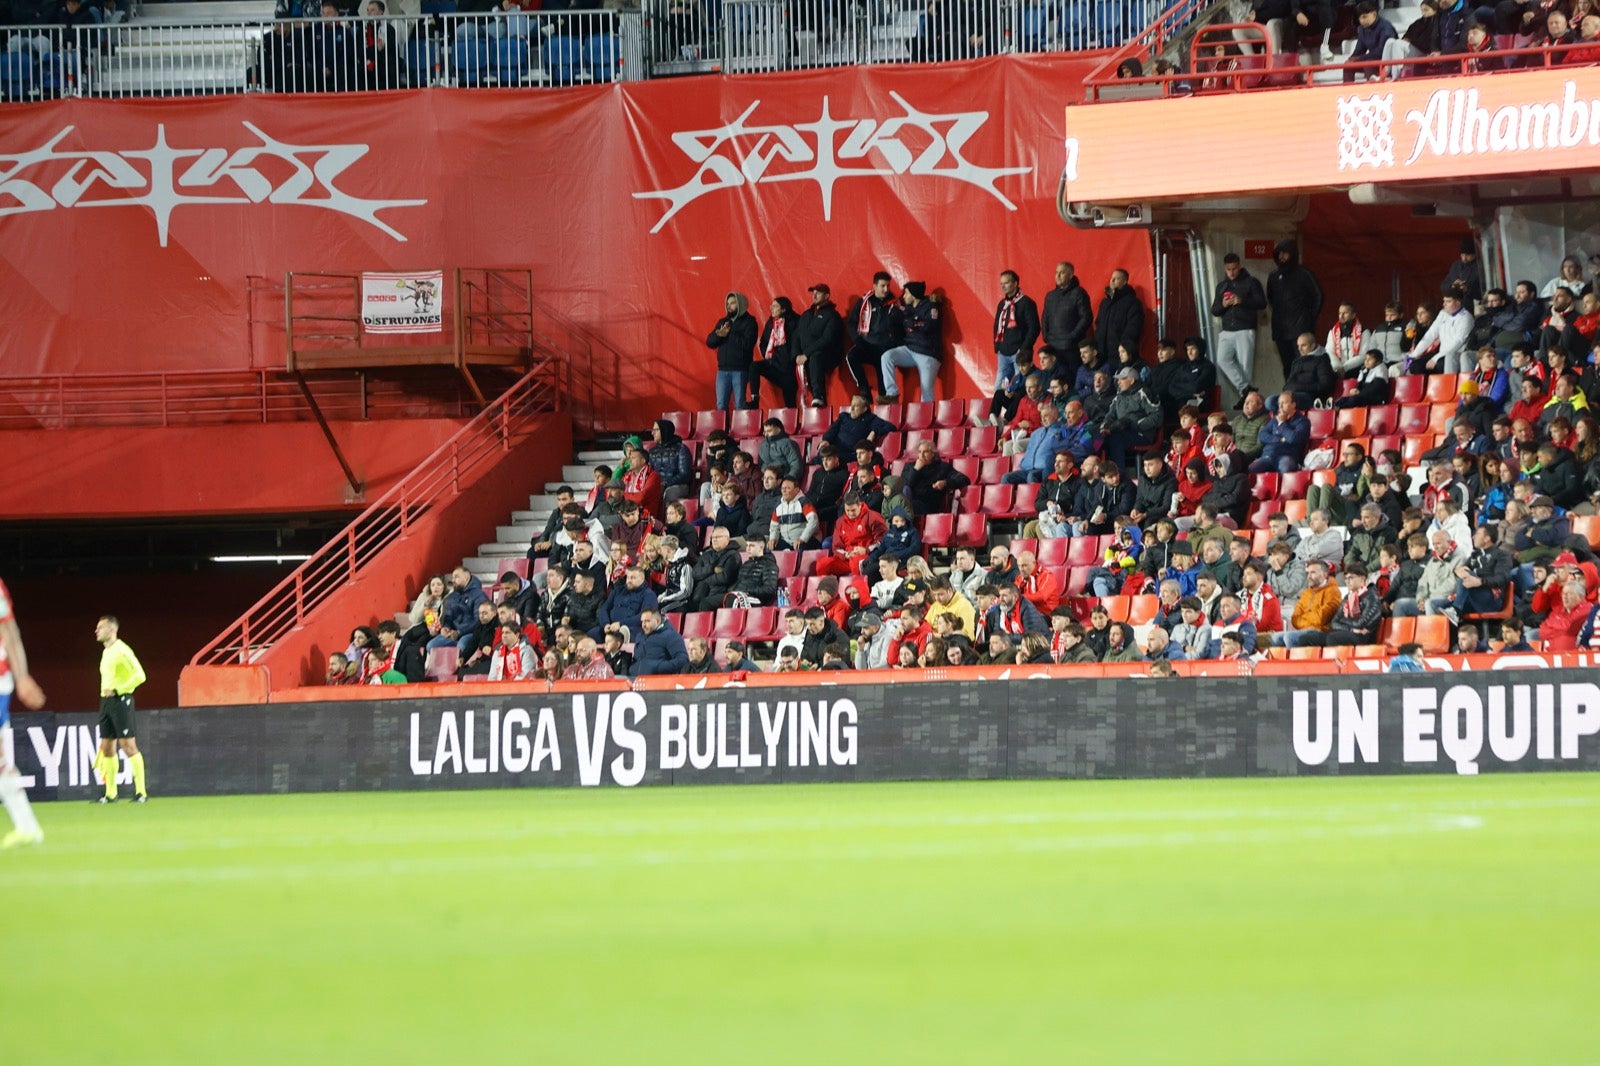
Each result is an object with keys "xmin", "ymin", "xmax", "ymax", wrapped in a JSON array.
[
  {"xmin": 0, "ymin": 123, "xmax": 427, "ymax": 246},
  {"xmin": 634, "ymin": 92, "xmax": 1032, "ymax": 233}
]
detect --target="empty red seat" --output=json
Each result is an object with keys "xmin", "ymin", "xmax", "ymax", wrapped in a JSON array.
[
  {"xmin": 744, "ymin": 607, "xmax": 782, "ymax": 640},
  {"xmin": 978, "ymin": 484, "xmax": 1014, "ymax": 515},
  {"xmin": 1305, "ymin": 408, "xmax": 1335, "ymax": 439},
  {"xmin": 772, "ymin": 550, "xmax": 799, "ymax": 578},
  {"xmin": 1250, "ymin": 473, "xmax": 1278, "ymax": 501},
  {"xmin": 901, "ymin": 402, "xmax": 935, "ymax": 430},
  {"xmin": 936, "ymin": 428, "xmax": 967, "ymax": 457},
  {"xmin": 979, "ymin": 456, "xmax": 1012, "ymax": 483},
  {"xmin": 680, "ymin": 612, "xmax": 715, "ymax": 640},
  {"xmin": 1426, "ymin": 373, "xmax": 1461, "ymax": 403},
  {"xmin": 876, "ymin": 432, "xmax": 902, "ymax": 463},
  {"xmin": 662, "ymin": 411, "xmax": 692, "ymax": 438},
  {"xmin": 967, "ymin": 426, "xmax": 1000, "ymax": 456},
  {"xmin": 953, "ymin": 487, "xmax": 982, "ymax": 514},
  {"xmin": 1402, "ymin": 434, "xmax": 1435, "ymax": 464},
  {"xmin": 1369, "ymin": 434, "xmax": 1402, "ymax": 457},
  {"xmin": 1037, "ymin": 538, "xmax": 1069, "ymax": 567},
  {"xmin": 1065, "ymin": 537, "xmax": 1099, "ymax": 566},
  {"xmin": 1391, "ymin": 376, "xmax": 1425, "ymax": 403},
  {"xmin": 1278, "ymin": 471, "xmax": 1311, "ymax": 499},
  {"xmin": 1427, "ymin": 403, "xmax": 1454, "ymax": 435},
  {"xmin": 953, "ymin": 514, "xmax": 988, "ymax": 548},
  {"xmin": 1398, "ymin": 403, "xmax": 1431, "ymax": 435},
  {"xmin": 902, "ymin": 429, "xmax": 936, "ymax": 456},
  {"xmin": 730, "ymin": 409, "xmax": 764, "ymax": 439},
  {"xmin": 764, "ymin": 408, "xmax": 798, "ymax": 434},
  {"xmin": 691, "ymin": 409, "xmax": 726, "ymax": 440},
  {"xmin": 799, "ymin": 405, "xmax": 835, "ymax": 438},
  {"xmin": 709, "ymin": 608, "xmax": 748, "ymax": 640},
  {"xmin": 934, "ymin": 399, "xmax": 970, "ymax": 428},
  {"xmin": 1064, "ymin": 567, "xmax": 1090, "ymax": 595},
  {"xmin": 922, "ymin": 513, "xmax": 956, "ymax": 548},
  {"xmin": 950, "ymin": 456, "xmax": 981, "ymax": 483},
  {"xmin": 1334, "ymin": 408, "xmax": 1366, "ymax": 437},
  {"xmin": 873, "ymin": 402, "xmax": 901, "ymax": 424},
  {"xmin": 1366, "ymin": 404, "xmax": 1399, "ymax": 436},
  {"xmin": 1010, "ymin": 482, "xmax": 1041, "ymax": 517}
]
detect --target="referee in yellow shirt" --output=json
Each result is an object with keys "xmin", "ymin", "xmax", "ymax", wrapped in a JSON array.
[{"xmin": 94, "ymin": 615, "xmax": 147, "ymax": 803}]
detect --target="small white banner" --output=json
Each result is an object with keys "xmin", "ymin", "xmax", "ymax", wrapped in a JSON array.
[{"xmin": 361, "ymin": 270, "xmax": 444, "ymax": 334}]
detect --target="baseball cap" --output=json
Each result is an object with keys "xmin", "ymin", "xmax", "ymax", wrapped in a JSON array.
[
  {"xmin": 1116, "ymin": 367, "xmax": 1138, "ymax": 381},
  {"xmin": 901, "ymin": 579, "xmax": 925, "ymax": 596},
  {"xmin": 1531, "ymin": 495, "xmax": 1555, "ymax": 509},
  {"xmin": 1555, "ymin": 551, "xmax": 1579, "ymax": 566},
  {"xmin": 808, "ymin": 282, "xmax": 830, "ymax": 295}
]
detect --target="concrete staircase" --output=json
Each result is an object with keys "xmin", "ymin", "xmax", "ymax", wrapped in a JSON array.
[
  {"xmin": 91, "ymin": 0, "xmax": 274, "ymax": 96},
  {"xmin": 463, "ymin": 444, "xmax": 617, "ymax": 586}
]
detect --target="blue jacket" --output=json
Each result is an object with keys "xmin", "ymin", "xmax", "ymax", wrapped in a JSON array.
[
  {"xmin": 597, "ymin": 582, "xmax": 660, "ymax": 638},
  {"xmin": 631, "ymin": 622, "xmax": 689, "ymax": 677},
  {"xmin": 873, "ymin": 509, "xmax": 923, "ymax": 562},
  {"xmin": 1349, "ymin": 14, "xmax": 1395, "ymax": 62},
  {"xmin": 1017, "ymin": 422, "xmax": 1069, "ymax": 475},
  {"xmin": 821, "ymin": 411, "xmax": 897, "ymax": 456},
  {"xmin": 648, "ymin": 440, "xmax": 694, "ymax": 490},
  {"xmin": 1058, "ymin": 418, "xmax": 1100, "ymax": 462},
  {"xmin": 440, "ymin": 576, "xmax": 487, "ymax": 635},
  {"xmin": 1206, "ymin": 615, "xmax": 1258, "ymax": 659},
  {"xmin": 901, "ymin": 299, "xmax": 943, "ymax": 359},
  {"xmin": 1257, "ymin": 412, "xmax": 1311, "ymax": 466}
]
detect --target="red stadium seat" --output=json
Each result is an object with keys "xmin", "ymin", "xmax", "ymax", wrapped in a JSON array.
[
  {"xmin": 901, "ymin": 402, "xmax": 935, "ymax": 430},
  {"xmin": 1283, "ymin": 499, "xmax": 1308, "ymax": 523},
  {"xmin": 799, "ymin": 405, "xmax": 835, "ymax": 438},
  {"xmin": 1009, "ymin": 537, "xmax": 1039, "ymax": 557},
  {"xmin": 934, "ymin": 399, "xmax": 970, "ymax": 428},
  {"xmin": 1037, "ymin": 538, "xmax": 1068, "ymax": 567},
  {"xmin": 967, "ymin": 426, "xmax": 1000, "ymax": 456},
  {"xmin": 954, "ymin": 514, "xmax": 989, "ymax": 548},
  {"xmin": 953, "ymin": 487, "xmax": 982, "ymax": 514},
  {"xmin": 950, "ymin": 456, "xmax": 982, "ymax": 483},
  {"xmin": 680, "ymin": 612, "xmax": 715, "ymax": 640},
  {"xmin": 1398, "ymin": 404, "xmax": 1431, "ymax": 435},
  {"xmin": 1101, "ymin": 597, "xmax": 1132, "ymax": 623},
  {"xmin": 1128, "ymin": 595, "xmax": 1159, "ymax": 625},
  {"xmin": 1310, "ymin": 469, "xmax": 1337, "ymax": 489},
  {"xmin": 691, "ymin": 409, "xmax": 727, "ymax": 441},
  {"xmin": 1010, "ymin": 483, "xmax": 1041, "ymax": 517},
  {"xmin": 1570, "ymin": 515, "xmax": 1600, "ymax": 549},
  {"xmin": 1391, "ymin": 376, "xmax": 1425, "ymax": 403},
  {"xmin": 1247, "ymin": 503, "xmax": 1276, "ymax": 529},
  {"xmin": 1366, "ymin": 404, "xmax": 1399, "ymax": 436},
  {"xmin": 1250, "ymin": 528, "xmax": 1273, "ymax": 555},
  {"xmin": 662, "ymin": 411, "xmax": 692, "ymax": 438},
  {"xmin": 730, "ymin": 409, "xmax": 763, "ymax": 439},
  {"xmin": 709, "ymin": 608, "xmax": 748, "ymax": 640},
  {"xmin": 1305, "ymin": 408, "xmax": 1335, "ymax": 439},
  {"xmin": 1413, "ymin": 615, "xmax": 1450, "ymax": 652},
  {"xmin": 764, "ymin": 408, "xmax": 798, "ymax": 434},
  {"xmin": 1382, "ymin": 617, "xmax": 1414, "ymax": 649},
  {"xmin": 902, "ymin": 429, "xmax": 936, "ymax": 456},
  {"xmin": 964, "ymin": 399, "xmax": 989, "ymax": 426},
  {"xmin": 1278, "ymin": 471, "xmax": 1311, "ymax": 499},
  {"xmin": 772, "ymin": 550, "xmax": 799, "ymax": 579},
  {"xmin": 1065, "ymin": 537, "xmax": 1099, "ymax": 567},
  {"xmin": 1334, "ymin": 407, "xmax": 1367, "ymax": 437},
  {"xmin": 425, "ymin": 645, "xmax": 458, "ymax": 682},
  {"xmin": 1402, "ymin": 434, "xmax": 1435, "ymax": 465},
  {"xmin": 979, "ymin": 456, "xmax": 1012, "ymax": 484},
  {"xmin": 744, "ymin": 607, "xmax": 782, "ymax": 641},
  {"xmin": 876, "ymin": 432, "xmax": 902, "ymax": 463},
  {"xmin": 783, "ymin": 577, "xmax": 806, "ymax": 605},
  {"xmin": 936, "ymin": 428, "xmax": 967, "ymax": 457},
  {"xmin": 1250, "ymin": 473, "xmax": 1278, "ymax": 501},
  {"xmin": 1426, "ymin": 373, "xmax": 1461, "ymax": 403},
  {"xmin": 1427, "ymin": 404, "xmax": 1454, "ymax": 436},
  {"xmin": 1064, "ymin": 567, "xmax": 1090, "ymax": 595},
  {"xmin": 1369, "ymin": 434, "xmax": 1402, "ymax": 458},
  {"xmin": 978, "ymin": 484, "xmax": 1014, "ymax": 516},
  {"xmin": 874, "ymin": 402, "xmax": 901, "ymax": 424},
  {"xmin": 921, "ymin": 513, "xmax": 955, "ymax": 548},
  {"xmin": 501, "ymin": 557, "xmax": 529, "ymax": 579}
]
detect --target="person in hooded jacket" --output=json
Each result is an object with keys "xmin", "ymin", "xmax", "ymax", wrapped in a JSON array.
[
  {"xmin": 707, "ymin": 291, "xmax": 759, "ymax": 411},
  {"xmin": 795, "ymin": 284, "xmax": 846, "ymax": 407},
  {"xmin": 1200, "ymin": 452, "xmax": 1248, "ymax": 525},
  {"xmin": 1042, "ymin": 261, "xmax": 1094, "ymax": 376},
  {"xmin": 752, "ymin": 296, "xmax": 803, "ymax": 408},
  {"xmin": 654, "ymin": 535, "xmax": 695, "ymax": 614},
  {"xmin": 1266, "ymin": 239, "xmax": 1324, "ymax": 378},
  {"xmin": 1094, "ymin": 268, "xmax": 1145, "ymax": 363},
  {"xmin": 880, "ymin": 282, "xmax": 944, "ymax": 403},
  {"xmin": 1147, "ymin": 339, "xmax": 1189, "ymax": 424},
  {"xmin": 1282, "ymin": 332, "xmax": 1338, "ymax": 408},
  {"xmin": 865, "ymin": 507, "xmax": 923, "ymax": 575},
  {"xmin": 647, "ymin": 419, "xmax": 694, "ymax": 504},
  {"xmin": 1170, "ymin": 336, "xmax": 1219, "ymax": 411}
]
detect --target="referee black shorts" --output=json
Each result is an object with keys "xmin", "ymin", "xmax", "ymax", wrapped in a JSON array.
[{"xmin": 98, "ymin": 694, "xmax": 137, "ymax": 741}]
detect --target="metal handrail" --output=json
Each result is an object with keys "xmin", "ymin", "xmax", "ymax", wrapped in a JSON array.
[
  {"xmin": 1086, "ymin": 21, "xmax": 1600, "ymax": 99},
  {"xmin": 189, "ymin": 362, "xmax": 559, "ymax": 666}
]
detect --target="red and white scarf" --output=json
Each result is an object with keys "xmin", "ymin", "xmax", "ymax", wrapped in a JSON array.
[
  {"xmin": 858, "ymin": 294, "xmax": 876, "ymax": 334},
  {"xmin": 995, "ymin": 296, "xmax": 1019, "ymax": 343},
  {"xmin": 1342, "ymin": 588, "xmax": 1365, "ymax": 619},
  {"xmin": 765, "ymin": 316, "xmax": 787, "ymax": 357}
]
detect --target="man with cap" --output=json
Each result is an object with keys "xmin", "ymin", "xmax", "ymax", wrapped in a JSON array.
[
  {"xmin": 879, "ymin": 282, "xmax": 943, "ymax": 403},
  {"xmin": 795, "ymin": 283, "xmax": 846, "ymax": 406},
  {"xmin": 1514, "ymin": 495, "xmax": 1570, "ymax": 584},
  {"xmin": 853, "ymin": 609, "xmax": 899, "ymax": 670},
  {"xmin": 1098, "ymin": 366, "xmax": 1163, "ymax": 470}
]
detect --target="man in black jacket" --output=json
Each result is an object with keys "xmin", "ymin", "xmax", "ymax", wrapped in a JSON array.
[
  {"xmin": 707, "ymin": 291, "xmax": 758, "ymax": 411},
  {"xmin": 1436, "ymin": 524, "xmax": 1513, "ymax": 621},
  {"xmin": 845, "ymin": 272, "xmax": 901, "ymax": 403},
  {"xmin": 1041, "ymin": 261, "xmax": 1093, "ymax": 378},
  {"xmin": 795, "ymin": 284, "xmax": 845, "ymax": 407},
  {"xmin": 900, "ymin": 438, "xmax": 971, "ymax": 516},
  {"xmin": 1094, "ymin": 268, "xmax": 1144, "ymax": 363},
  {"xmin": 751, "ymin": 296, "xmax": 802, "ymax": 409},
  {"xmin": 990, "ymin": 269, "xmax": 1041, "ymax": 423},
  {"xmin": 727, "ymin": 537, "xmax": 778, "ymax": 607},
  {"xmin": 1282, "ymin": 333, "xmax": 1338, "ymax": 408},
  {"xmin": 690, "ymin": 525, "xmax": 742, "ymax": 611},
  {"xmin": 1129, "ymin": 453, "xmax": 1177, "ymax": 527},
  {"xmin": 1267, "ymin": 239, "xmax": 1323, "ymax": 378},
  {"xmin": 1210, "ymin": 252, "xmax": 1267, "ymax": 397}
]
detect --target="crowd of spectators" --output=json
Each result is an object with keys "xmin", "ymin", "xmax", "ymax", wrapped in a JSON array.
[{"xmin": 329, "ymin": 243, "xmax": 1600, "ymax": 684}]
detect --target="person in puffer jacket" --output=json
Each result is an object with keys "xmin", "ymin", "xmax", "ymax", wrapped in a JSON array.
[
  {"xmin": 865, "ymin": 507, "xmax": 922, "ymax": 575},
  {"xmin": 647, "ymin": 419, "xmax": 695, "ymax": 503},
  {"xmin": 654, "ymin": 536, "xmax": 694, "ymax": 613}
]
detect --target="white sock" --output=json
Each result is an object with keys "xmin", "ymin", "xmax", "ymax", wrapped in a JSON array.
[{"xmin": 0, "ymin": 770, "xmax": 42, "ymax": 838}]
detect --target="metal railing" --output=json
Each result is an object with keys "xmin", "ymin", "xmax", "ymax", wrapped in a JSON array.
[
  {"xmin": 0, "ymin": 369, "xmax": 484, "ymax": 429},
  {"xmin": 3, "ymin": 1, "xmax": 1172, "ymax": 100},
  {"xmin": 189, "ymin": 362, "xmax": 560, "ymax": 666}
]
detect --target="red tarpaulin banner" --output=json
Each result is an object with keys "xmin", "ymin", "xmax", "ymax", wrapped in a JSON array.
[{"xmin": 0, "ymin": 55, "xmax": 1147, "ymax": 423}]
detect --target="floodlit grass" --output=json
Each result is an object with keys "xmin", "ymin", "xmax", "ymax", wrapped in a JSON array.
[{"xmin": 4, "ymin": 776, "xmax": 1597, "ymax": 1064}]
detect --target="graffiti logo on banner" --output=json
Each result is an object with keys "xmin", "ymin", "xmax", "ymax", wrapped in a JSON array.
[
  {"xmin": 0, "ymin": 123, "xmax": 427, "ymax": 246},
  {"xmin": 361, "ymin": 270, "xmax": 444, "ymax": 333},
  {"xmin": 634, "ymin": 92, "xmax": 1032, "ymax": 233}
]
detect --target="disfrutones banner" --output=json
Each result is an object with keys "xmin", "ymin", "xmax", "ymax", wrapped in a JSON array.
[
  {"xmin": 360, "ymin": 270, "xmax": 444, "ymax": 333},
  {"xmin": 0, "ymin": 56, "xmax": 1148, "ymax": 423},
  {"xmin": 1063, "ymin": 67, "xmax": 1600, "ymax": 204}
]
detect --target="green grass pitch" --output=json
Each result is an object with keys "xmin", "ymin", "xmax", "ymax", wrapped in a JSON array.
[{"xmin": 4, "ymin": 775, "xmax": 1597, "ymax": 1064}]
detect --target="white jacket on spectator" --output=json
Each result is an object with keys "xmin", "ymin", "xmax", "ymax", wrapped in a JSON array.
[
  {"xmin": 1416, "ymin": 547, "xmax": 1468, "ymax": 607},
  {"xmin": 488, "ymin": 641, "xmax": 537, "ymax": 681},
  {"xmin": 1412, "ymin": 305, "xmax": 1474, "ymax": 374},
  {"xmin": 950, "ymin": 563, "xmax": 989, "ymax": 603},
  {"xmin": 870, "ymin": 575, "xmax": 904, "ymax": 610},
  {"xmin": 854, "ymin": 618, "xmax": 901, "ymax": 670},
  {"xmin": 1326, "ymin": 320, "xmax": 1366, "ymax": 376},
  {"xmin": 1294, "ymin": 527, "xmax": 1345, "ymax": 570}
]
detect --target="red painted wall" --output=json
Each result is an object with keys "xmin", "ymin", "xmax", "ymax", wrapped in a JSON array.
[{"xmin": 0, "ymin": 419, "xmax": 467, "ymax": 519}]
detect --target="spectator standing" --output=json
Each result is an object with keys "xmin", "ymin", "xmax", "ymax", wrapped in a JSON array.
[
  {"xmin": 1094, "ymin": 268, "xmax": 1144, "ymax": 364},
  {"xmin": 751, "ymin": 296, "xmax": 803, "ymax": 408},
  {"xmin": 988, "ymin": 270, "xmax": 1041, "ymax": 425},
  {"xmin": 795, "ymin": 284, "xmax": 846, "ymax": 407},
  {"xmin": 1210, "ymin": 252, "xmax": 1267, "ymax": 397},
  {"xmin": 706, "ymin": 291, "xmax": 759, "ymax": 411},
  {"xmin": 1266, "ymin": 239, "xmax": 1323, "ymax": 379},
  {"xmin": 1041, "ymin": 261, "xmax": 1093, "ymax": 376},
  {"xmin": 846, "ymin": 272, "xmax": 902, "ymax": 402}
]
